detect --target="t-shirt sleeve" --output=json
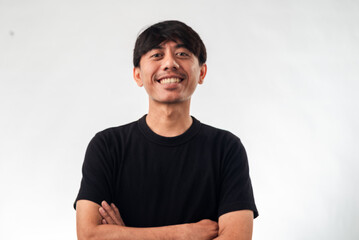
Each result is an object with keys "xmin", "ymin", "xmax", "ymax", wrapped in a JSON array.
[
  {"xmin": 218, "ymin": 135, "xmax": 258, "ymax": 218},
  {"xmin": 74, "ymin": 132, "xmax": 114, "ymax": 209}
]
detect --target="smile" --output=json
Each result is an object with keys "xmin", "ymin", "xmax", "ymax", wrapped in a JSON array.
[{"xmin": 158, "ymin": 77, "xmax": 183, "ymax": 84}]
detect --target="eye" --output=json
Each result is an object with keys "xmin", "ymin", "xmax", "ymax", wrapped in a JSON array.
[
  {"xmin": 150, "ymin": 53, "xmax": 162, "ymax": 58},
  {"xmin": 176, "ymin": 52, "xmax": 189, "ymax": 57}
]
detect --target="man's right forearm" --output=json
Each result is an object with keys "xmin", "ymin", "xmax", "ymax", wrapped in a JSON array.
[{"xmin": 77, "ymin": 200, "xmax": 185, "ymax": 240}]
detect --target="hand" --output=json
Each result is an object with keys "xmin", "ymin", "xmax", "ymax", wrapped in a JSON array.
[
  {"xmin": 98, "ymin": 201, "xmax": 125, "ymax": 226},
  {"xmin": 181, "ymin": 219, "xmax": 219, "ymax": 240}
]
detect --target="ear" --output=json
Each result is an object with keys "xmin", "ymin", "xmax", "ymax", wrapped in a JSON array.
[
  {"xmin": 133, "ymin": 67, "xmax": 143, "ymax": 87},
  {"xmin": 198, "ymin": 63, "xmax": 207, "ymax": 85}
]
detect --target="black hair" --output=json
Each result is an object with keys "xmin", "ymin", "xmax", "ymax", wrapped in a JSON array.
[{"xmin": 133, "ymin": 20, "xmax": 207, "ymax": 67}]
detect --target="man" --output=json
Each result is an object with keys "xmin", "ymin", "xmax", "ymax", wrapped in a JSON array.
[{"xmin": 75, "ymin": 20, "xmax": 258, "ymax": 240}]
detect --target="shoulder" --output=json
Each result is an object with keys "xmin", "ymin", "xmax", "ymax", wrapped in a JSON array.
[
  {"xmin": 88, "ymin": 118, "xmax": 141, "ymax": 148},
  {"xmin": 95, "ymin": 117, "xmax": 141, "ymax": 139},
  {"xmin": 97, "ymin": 120, "xmax": 137, "ymax": 137},
  {"xmin": 198, "ymin": 120, "xmax": 244, "ymax": 148}
]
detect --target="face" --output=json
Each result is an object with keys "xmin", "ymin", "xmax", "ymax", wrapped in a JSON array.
[{"xmin": 133, "ymin": 41, "xmax": 207, "ymax": 104}]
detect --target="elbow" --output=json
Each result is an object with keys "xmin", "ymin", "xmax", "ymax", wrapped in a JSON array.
[
  {"xmin": 77, "ymin": 232, "xmax": 93, "ymax": 240},
  {"xmin": 77, "ymin": 226, "xmax": 99, "ymax": 240}
]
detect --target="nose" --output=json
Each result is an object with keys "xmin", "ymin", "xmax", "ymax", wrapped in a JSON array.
[{"xmin": 163, "ymin": 53, "xmax": 179, "ymax": 71}]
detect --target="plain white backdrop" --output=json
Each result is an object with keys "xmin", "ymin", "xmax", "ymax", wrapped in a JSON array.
[{"xmin": 1, "ymin": 0, "xmax": 358, "ymax": 239}]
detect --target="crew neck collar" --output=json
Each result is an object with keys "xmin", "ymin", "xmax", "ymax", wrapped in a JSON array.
[{"xmin": 137, "ymin": 114, "xmax": 201, "ymax": 146}]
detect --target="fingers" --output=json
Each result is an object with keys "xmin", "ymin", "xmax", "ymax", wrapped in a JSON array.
[
  {"xmin": 99, "ymin": 203, "xmax": 115, "ymax": 224},
  {"xmin": 102, "ymin": 201, "xmax": 116, "ymax": 218},
  {"xmin": 102, "ymin": 201, "xmax": 122, "ymax": 225},
  {"xmin": 99, "ymin": 201, "xmax": 125, "ymax": 226}
]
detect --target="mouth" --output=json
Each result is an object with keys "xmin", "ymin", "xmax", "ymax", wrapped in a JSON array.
[{"xmin": 157, "ymin": 77, "xmax": 184, "ymax": 84}]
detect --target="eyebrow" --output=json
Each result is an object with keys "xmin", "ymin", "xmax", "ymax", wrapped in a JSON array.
[{"xmin": 175, "ymin": 44, "xmax": 187, "ymax": 49}]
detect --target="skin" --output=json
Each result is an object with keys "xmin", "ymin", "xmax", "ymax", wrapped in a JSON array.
[
  {"xmin": 133, "ymin": 41, "xmax": 206, "ymax": 105},
  {"xmin": 76, "ymin": 200, "xmax": 218, "ymax": 240},
  {"xmin": 97, "ymin": 201, "xmax": 253, "ymax": 240},
  {"xmin": 76, "ymin": 40, "xmax": 254, "ymax": 239}
]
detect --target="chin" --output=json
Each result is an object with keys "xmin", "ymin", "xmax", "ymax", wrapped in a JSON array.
[{"xmin": 154, "ymin": 97, "xmax": 187, "ymax": 104}]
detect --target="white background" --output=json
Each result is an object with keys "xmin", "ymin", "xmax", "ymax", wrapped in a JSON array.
[{"xmin": 1, "ymin": 0, "xmax": 358, "ymax": 239}]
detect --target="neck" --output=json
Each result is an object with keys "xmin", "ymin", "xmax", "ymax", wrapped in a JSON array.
[{"xmin": 146, "ymin": 99, "xmax": 192, "ymax": 137}]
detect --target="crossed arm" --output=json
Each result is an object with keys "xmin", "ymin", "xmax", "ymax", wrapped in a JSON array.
[{"xmin": 76, "ymin": 200, "xmax": 253, "ymax": 240}]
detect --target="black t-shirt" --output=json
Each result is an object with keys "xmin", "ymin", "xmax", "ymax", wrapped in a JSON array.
[{"xmin": 74, "ymin": 115, "xmax": 258, "ymax": 227}]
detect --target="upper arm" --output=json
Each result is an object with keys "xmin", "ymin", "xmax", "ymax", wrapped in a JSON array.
[
  {"xmin": 217, "ymin": 210, "xmax": 253, "ymax": 240},
  {"xmin": 74, "ymin": 133, "xmax": 115, "ymax": 210},
  {"xmin": 218, "ymin": 136, "xmax": 258, "ymax": 218},
  {"xmin": 76, "ymin": 200, "xmax": 102, "ymax": 240}
]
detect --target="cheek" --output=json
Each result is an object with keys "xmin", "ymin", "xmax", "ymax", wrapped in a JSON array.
[
  {"xmin": 190, "ymin": 66, "xmax": 201, "ymax": 80},
  {"xmin": 139, "ymin": 69, "xmax": 150, "ymax": 82},
  {"xmin": 142, "ymin": 65, "xmax": 158, "ymax": 80}
]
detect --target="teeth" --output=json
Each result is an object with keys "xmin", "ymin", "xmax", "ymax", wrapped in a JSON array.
[{"xmin": 160, "ymin": 78, "xmax": 181, "ymax": 84}]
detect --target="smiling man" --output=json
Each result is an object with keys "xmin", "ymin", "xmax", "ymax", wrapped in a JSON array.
[{"xmin": 75, "ymin": 20, "xmax": 258, "ymax": 240}]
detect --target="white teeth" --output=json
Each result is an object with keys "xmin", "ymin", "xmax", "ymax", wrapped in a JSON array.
[{"xmin": 160, "ymin": 78, "xmax": 181, "ymax": 84}]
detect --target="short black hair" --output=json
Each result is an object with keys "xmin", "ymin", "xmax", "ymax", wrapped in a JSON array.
[{"xmin": 133, "ymin": 20, "xmax": 207, "ymax": 67}]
